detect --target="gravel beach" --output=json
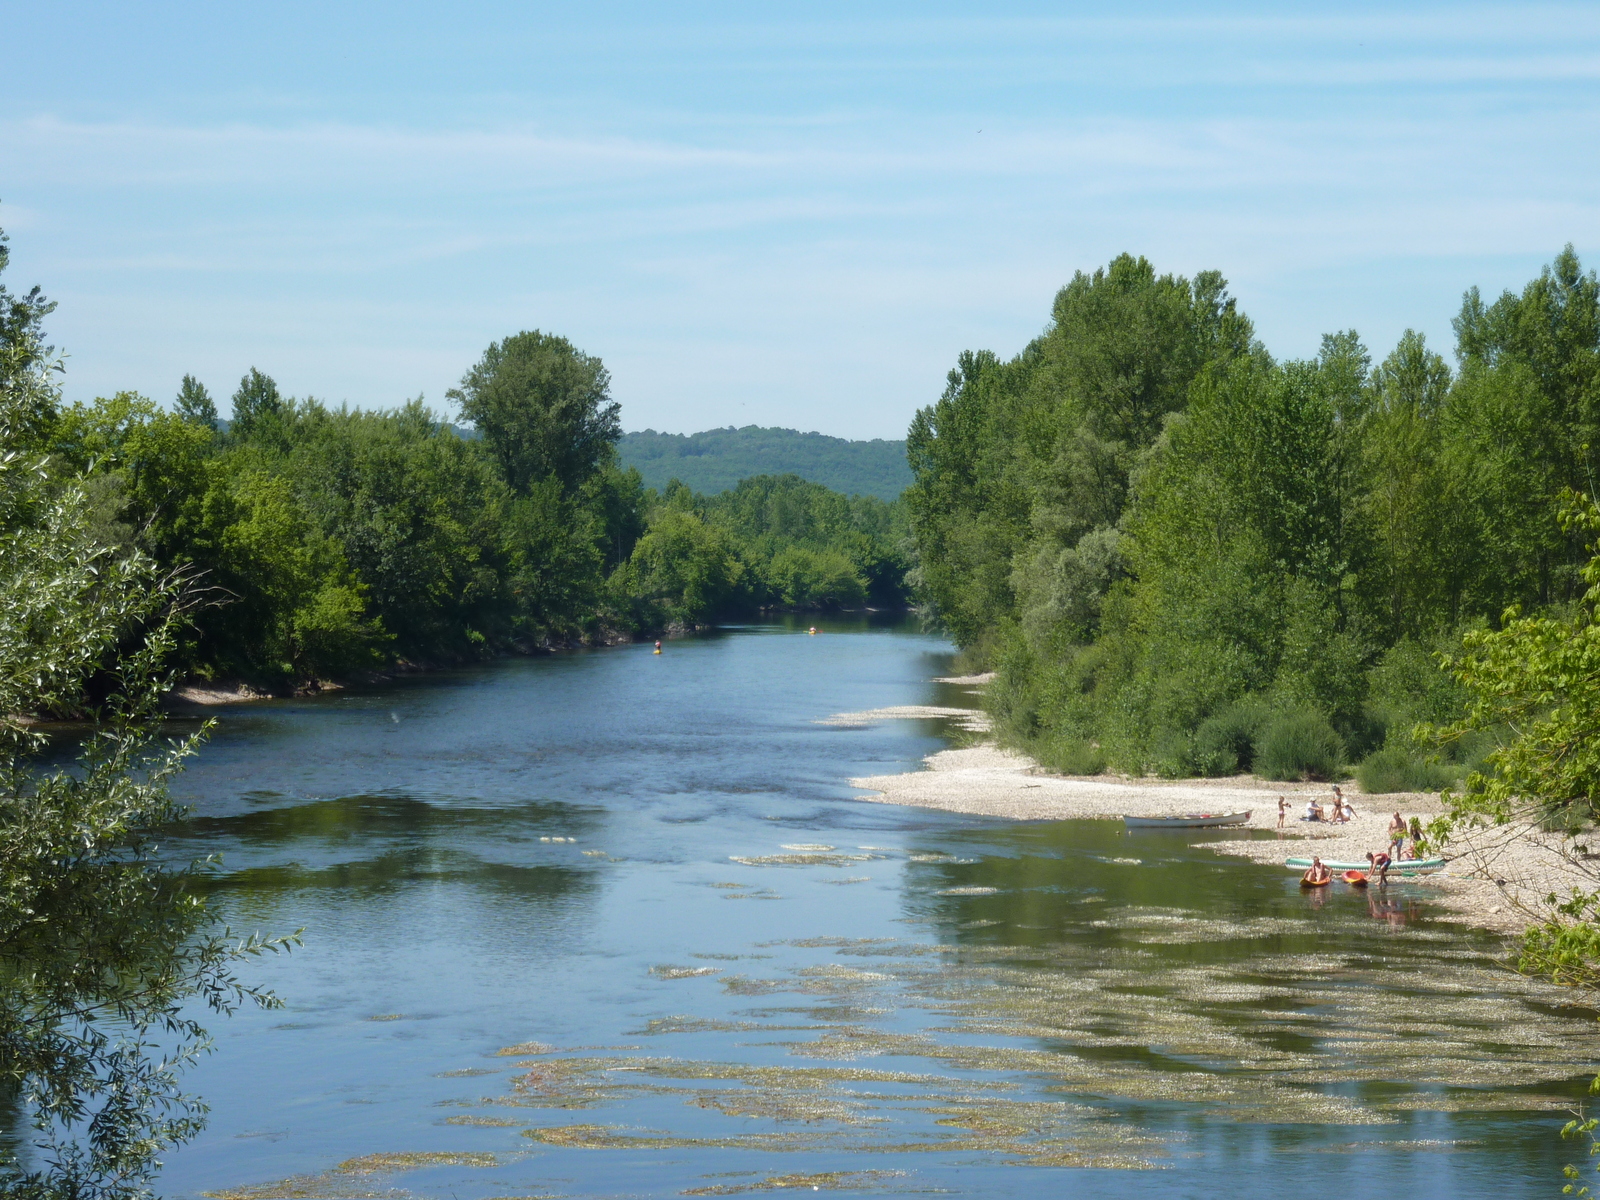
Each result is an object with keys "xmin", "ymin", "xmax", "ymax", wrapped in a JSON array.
[{"xmin": 843, "ymin": 713, "xmax": 1593, "ymax": 935}]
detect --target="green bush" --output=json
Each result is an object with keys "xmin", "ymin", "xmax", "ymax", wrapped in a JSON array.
[
  {"xmin": 1033, "ymin": 734, "xmax": 1107, "ymax": 776},
  {"xmin": 1255, "ymin": 709, "xmax": 1345, "ymax": 781},
  {"xmin": 1191, "ymin": 698, "xmax": 1270, "ymax": 776},
  {"xmin": 1149, "ymin": 726, "xmax": 1193, "ymax": 778},
  {"xmin": 1355, "ymin": 746, "xmax": 1454, "ymax": 794}
]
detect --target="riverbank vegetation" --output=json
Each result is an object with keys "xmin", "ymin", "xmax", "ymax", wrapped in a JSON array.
[
  {"xmin": 907, "ymin": 249, "xmax": 1600, "ymax": 786},
  {"xmin": 0, "ymin": 227, "xmax": 910, "ymax": 698},
  {"xmin": 0, "ymin": 226, "xmax": 295, "ymax": 1198}
]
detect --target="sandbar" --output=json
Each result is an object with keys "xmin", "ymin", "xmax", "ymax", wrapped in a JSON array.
[{"xmin": 843, "ymin": 708, "xmax": 1592, "ymax": 935}]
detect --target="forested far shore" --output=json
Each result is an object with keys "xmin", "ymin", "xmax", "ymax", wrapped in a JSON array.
[
  {"xmin": 907, "ymin": 248, "xmax": 1600, "ymax": 795},
  {"xmin": 0, "ymin": 229, "xmax": 911, "ymax": 704},
  {"xmin": 619, "ymin": 426, "xmax": 913, "ymax": 501}
]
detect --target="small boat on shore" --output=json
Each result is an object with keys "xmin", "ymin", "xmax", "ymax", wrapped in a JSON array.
[
  {"xmin": 1123, "ymin": 811, "xmax": 1251, "ymax": 829},
  {"xmin": 1285, "ymin": 856, "xmax": 1445, "ymax": 875}
]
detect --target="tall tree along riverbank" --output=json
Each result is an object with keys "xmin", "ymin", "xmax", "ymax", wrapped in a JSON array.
[
  {"xmin": 907, "ymin": 249, "xmax": 1600, "ymax": 789},
  {"xmin": 2, "ymin": 232, "xmax": 910, "ymax": 698}
]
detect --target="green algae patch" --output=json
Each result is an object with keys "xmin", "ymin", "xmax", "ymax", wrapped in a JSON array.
[
  {"xmin": 453, "ymin": 905, "xmax": 1597, "ymax": 1174},
  {"xmin": 205, "ymin": 1152, "xmax": 498, "ymax": 1200},
  {"xmin": 335, "ymin": 1154, "xmax": 497, "ymax": 1175},
  {"xmin": 652, "ymin": 964, "xmax": 723, "ymax": 979},
  {"xmin": 442, "ymin": 1115, "xmax": 524, "ymax": 1126},
  {"xmin": 730, "ymin": 854, "xmax": 879, "ymax": 867},
  {"xmin": 636, "ymin": 1016, "xmax": 760, "ymax": 1035},
  {"xmin": 495, "ymin": 1041, "xmax": 555, "ymax": 1057},
  {"xmin": 366, "ymin": 1014, "xmax": 404, "ymax": 1022},
  {"xmin": 682, "ymin": 1170, "xmax": 908, "ymax": 1194}
]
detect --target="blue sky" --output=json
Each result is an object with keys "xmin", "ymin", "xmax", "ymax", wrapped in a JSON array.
[{"xmin": 2, "ymin": 2, "xmax": 1596, "ymax": 439}]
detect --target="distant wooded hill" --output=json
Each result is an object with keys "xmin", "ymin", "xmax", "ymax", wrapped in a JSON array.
[{"xmin": 619, "ymin": 426, "xmax": 911, "ymax": 500}]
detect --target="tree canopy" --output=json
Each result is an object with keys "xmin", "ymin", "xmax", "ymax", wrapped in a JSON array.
[{"xmin": 907, "ymin": 246, "xmax": 1600, "ymax": 786}]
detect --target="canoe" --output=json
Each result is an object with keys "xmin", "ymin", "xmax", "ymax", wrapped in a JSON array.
[
  {"xmin": 1285, "ymin": 856, "xmax": 1445, "ymax": 876},
  {"xmin": 1123, "ymin": 811, "xmax": 1252, "ymax": 829},
  {"xmin": 1342, "ymin": 870, "xmax": 1369, "ymax": 886}
]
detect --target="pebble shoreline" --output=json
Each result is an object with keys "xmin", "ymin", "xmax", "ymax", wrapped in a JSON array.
[{"xmin": 846, "ymin": 734, "xmax": 1591, "ymax": 936}]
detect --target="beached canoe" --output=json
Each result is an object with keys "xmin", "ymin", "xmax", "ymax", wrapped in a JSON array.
[
  {"xmin": 1285, "ymin": 856, "xmax": 1445, "ymax": 875},
  {"xmin": 1122, "ymin": 811, "xmax": 1252, "ymax": 829}
]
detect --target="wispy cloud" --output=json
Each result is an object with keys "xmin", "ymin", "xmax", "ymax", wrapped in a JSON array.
[{"xmin": 1, "ymin": 4, "xmax": 1595, "ymax": 436}]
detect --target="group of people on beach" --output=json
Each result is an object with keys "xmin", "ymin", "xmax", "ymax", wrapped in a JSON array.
[
  {"xmin": 1277, "ymin": 788, "xmax": 1428, "ymax": 889},
  {"xmin": 1280, "ymin": 786, "xmax": 1355, "ymax": 825}
]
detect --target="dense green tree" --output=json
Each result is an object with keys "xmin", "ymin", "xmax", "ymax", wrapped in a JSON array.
[
  {"xmin": 228, "ymin": 368, "xmax": 285, "ymax": 442},
  {"xmin": 619, "ymin": 507, "xmax": 745, "ymax": 624},
  {"xmin": 174, "ymin": 374, "xmax": 218, "ymax": 430},
  {"xmin": 0, "ymin": 240, "xmax": 292, "ymax": 1198},
  {"xmin": 0, "ymin": 227, "xmax": 58, "ymax": 450},
  {"xmin": 448, "ymin": 331, "xmax": 620, "ymax": 495},
  {"xmin": 908, "ymin": 248, "xmax": 1600, "ymax": 784}
]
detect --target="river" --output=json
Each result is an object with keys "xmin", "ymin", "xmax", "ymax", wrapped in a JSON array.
[{"xmin": 155, "ymin": 616, "xmax": 1595, "ymax": 1198}]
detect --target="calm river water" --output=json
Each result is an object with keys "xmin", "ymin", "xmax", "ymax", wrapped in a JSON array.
[{"xmin": 157, "ymin": 617, "xmax": 1595, "ymax": 1198}]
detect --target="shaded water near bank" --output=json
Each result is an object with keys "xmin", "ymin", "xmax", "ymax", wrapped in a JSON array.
[{"xmin": 152, "ymin": 615, "xmax": 1596, "ymax": 1198}]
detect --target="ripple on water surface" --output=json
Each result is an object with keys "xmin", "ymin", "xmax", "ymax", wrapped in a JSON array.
[{"xmin": 154, "ymin": 620, "xmax": 1596, "ymax": 1199}]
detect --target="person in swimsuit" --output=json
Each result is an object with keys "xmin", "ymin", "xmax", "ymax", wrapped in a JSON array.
[
  {"xmin": 1302, "ymin": 856, "xmax": 1332, "ymax": 885},
  {"xmin": 1278, "ymin": 796, "xmax": 1287, "ymax": 829},
  {"xmin": 1367, "ymin": 849, "xmax": 1391, "ymax": 887},
  {"xmin": 1388, "ymin": 812, "xmax": 1406, "ymax": 859}
]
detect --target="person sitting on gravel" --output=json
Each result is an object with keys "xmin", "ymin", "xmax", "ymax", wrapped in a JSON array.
[{"xmin": 1304, "ymin": 797, "xmax": 1323, "ymax": 822}]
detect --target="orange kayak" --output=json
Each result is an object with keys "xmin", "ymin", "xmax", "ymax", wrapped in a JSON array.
[
  {"xmin": 1343, "ymin": 870, "xmax": 1369, "ymax": 886},
  {"xmin": 1300, "ymin": 873, "xmax": 1331, "ymax": 887}
]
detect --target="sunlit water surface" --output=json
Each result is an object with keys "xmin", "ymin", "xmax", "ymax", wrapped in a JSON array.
[{"xmin": 148, "ymin": 617, "xmax": 1597, "ymax": 1198}]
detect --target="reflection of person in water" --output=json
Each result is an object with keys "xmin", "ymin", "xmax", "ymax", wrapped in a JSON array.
[{"xmin": 1367, "ymin": 891, "xmax": 1420, "ymax": 927}]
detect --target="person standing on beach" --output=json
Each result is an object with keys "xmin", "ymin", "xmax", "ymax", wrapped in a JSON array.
[
  {"xmin": 1388, "ymin": 812, "xmax": 1406, "ymax": 858},
  {"xmin": 1277, "ymin": 796, "xmax": 1286, "ymax": 829}
]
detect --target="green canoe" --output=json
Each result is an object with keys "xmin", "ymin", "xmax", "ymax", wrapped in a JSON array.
[{"xmin": 1285, "ymin": 856, "xmax": 1445, "ymax": 875}]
